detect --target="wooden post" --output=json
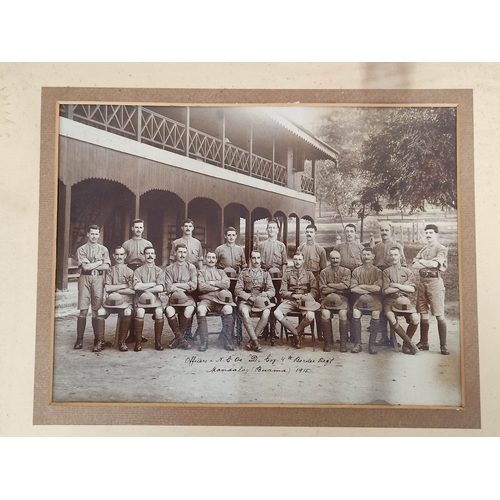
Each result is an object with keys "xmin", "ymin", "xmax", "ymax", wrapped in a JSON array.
[
  {"xmin": 272, "ymin": 133, "xmax": 275, "ymax": 184},
  {"xmin": 137, "ymin": 105, "xmax": 142, "ymax": 143},
  {"xmin": 185, "ymin": 107, "xmax": 190, "ymax": 158},
  {"xmin": 221, "ymin": 109, "xmax": 226, "ymax": 169},
  {"xmin": 56, "ymin": 181, "xmax": 71, "ymax": 291},
  {"xmin": 249, "ymin": 121, "xmax": 253, "ymax": 177},
  {"xmin": 295, "ymin": 217, "xmax": 300, "ymax": 250}
]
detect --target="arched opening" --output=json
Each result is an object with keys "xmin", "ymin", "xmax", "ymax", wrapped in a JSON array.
[
  {"xmin": 140, "ymin": 190, "xmax": 185, "ymax": 266},
  {"xmin": 224, "ymin": 203, "xmax": 250, "ymax": 259},
  {"xmin": 251, "ymin": 207, "xmax": 272, "ymax": 252},
  {"xmin": 188, "ymin": 197, "xmax": 222, "ymax": 256}
]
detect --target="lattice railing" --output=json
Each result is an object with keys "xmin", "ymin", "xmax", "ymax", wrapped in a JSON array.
[
  {"xmin": 251, "ymin": 154, "xmax": 273, "ymax": 181},
  {"xmin": 225, "ymin": 144, "xmax": 250, "ymax": 174},
  {"xmin": 301, "ymin": 174, "xmax": 315, "ymax": 195},
  {"xmin": 141, "ymin": 108, "xmax": 186, "ymax": 152},
  {"xmin": 274, "ymin": 163, "xmax": 287, "ymax": 187},
  {"xmin": 71, "ymin": 104, "xmax": 137, "ymax": 138},
  {"xmin": 189, "ymin": 129, "xmax": 222, "ymax": 165}
]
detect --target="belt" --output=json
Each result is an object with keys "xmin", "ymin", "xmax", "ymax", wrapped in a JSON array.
[
  {"xmin": 419, "ymin": 269, "xmax": 439, "ymax": 278},
  {"xmin": 81, "ymin": 269, "xmax": 104, "ymax": 276}
]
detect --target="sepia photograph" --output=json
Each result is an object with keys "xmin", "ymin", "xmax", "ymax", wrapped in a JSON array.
[{"xmin": 33, "ymin": 87, "xmax": 478, "ymax": 427}]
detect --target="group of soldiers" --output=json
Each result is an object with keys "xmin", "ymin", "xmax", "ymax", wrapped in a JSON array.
[{"xmin": 74, "ymin": 217, "xmax": 450, "ymax": 356}]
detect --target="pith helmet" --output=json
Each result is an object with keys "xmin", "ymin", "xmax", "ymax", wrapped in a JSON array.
[
  {"xmin": 323, "ymin": 293, "xmax": 344, "ymax": 310},
  {"xmin": 103, "ymin": 292, "xmax": 129, "ymax": 309},
  {"xmin": 169, "ymin": 291, "xmax": 195, "ymax": 307},
  {"xmin": 356, "ymin": 294, "xmax": 375, "ymax": 311},
  {"xmin": 298, "ymin": 293, "xmax": 321, "ymax": 312},
  {"xmin": 392, "ymin": 296, "xmax": 416, "ymax": 314},
  {"xmin": 213, "ymin": 289, "xmax": 236, "ymax": 307},
  {"xmin": 138, "ymin": 291, "xmax": 162, "ymax": 308},
  {"xmin": 224, "ymin": 267, "xmax": 238, "ymax": 278},
  {"xmin": 268, "ymin": 267, "xmax": 282, "ymax": 278},
  {"xmin": 251, "ymin": 296, "xmax": 276, "ymax": 312}
]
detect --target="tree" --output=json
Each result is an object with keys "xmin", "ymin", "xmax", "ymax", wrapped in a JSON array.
[{"xmin": 360, "ymin": 107, "xmax": 457, "ymax": 211}]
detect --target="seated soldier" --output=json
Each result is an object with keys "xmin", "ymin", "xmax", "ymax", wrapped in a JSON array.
[
  {"xmin": 164, "ymin": 243, "xmax": 197, "ymax": 349},
  {"xmin": 197, "ymin": 251, "xmax": 235, "ymax": 352},
  {"xmin": 350, "ymin": 247, "xmax": 383, "ymax": 354},
  {"xmin": 132, "ymin": 246, "xmax": 165, "ymax": 352},
  {"xmin": 382, "ymin": 247, "xmax": 419, "ymax": 355},
  {"xmin": 234, "ymin": 250, "xmax": 276, "ymax": 352},
  {"xmin": 319, "ymin": 250, "xmax": 351, "ymax": 352},
  {"xmin": 102, "ymin": 245, "xmax": 136, "ymax": 351},
  {"xmin": 274, "ymin": 251, "xmax": 319, "ymax": 349}
]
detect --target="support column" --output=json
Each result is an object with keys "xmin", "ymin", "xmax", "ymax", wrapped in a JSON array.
[
  {"xmin": 296, "ymin": 217, "xmax": 300, "ymax": 250},
  {"xmin": 137, "ymin": 105, "xmax": 142, "ymax": 143},
  {"xmin": 56, "ymin": 181, "xmax": 72, "ymax": 291},
  {"xmin": 249, "ymin": 121, "xmax": 253, "ymax": 177},
  {"xmin": 185, "ymin": 107, "xmax": 191, "ymax": 158},
  {"xmin": 135, "ymin": 192, "xmax": 140, "ymax": 220},
  {"xmin": 221, "ymin": 109, "xmax": 226, "ymax": 169},
  {"xmin": 312, "ymin": 159, "xmax": 316, "ymax": 196},
  {"xmin": 287, "ymin": 144, "xmax": 294, "ymax": 189}
]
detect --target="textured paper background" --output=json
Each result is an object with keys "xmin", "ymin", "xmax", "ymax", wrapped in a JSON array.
[{"xmin": 0, "ymin": 62, "xmax": 497, "ymax": 436}]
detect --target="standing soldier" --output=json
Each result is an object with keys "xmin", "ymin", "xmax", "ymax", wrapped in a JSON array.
[
  {"xmin": 350, "ymin": 247, "xmax": 383, "ymax": 354},
  {"xmin": 103, "ymin": 245, "xmax": 135, "ymax": 352},
  {"xmin": 319, "ymin": 250, "xmax": 351, "ymax": 353},
  {"xmin": 258, "ymin": 219, "xmax": 288, "ymax": 276},
  {"xmin": 297, "ymin": 223, "xmax": 327, "ymax": 340},
  {"xmin": 197, "ymin": 251, "xmax": 235, "ymax": 352},
  {"xmin": 132, "ymin": 246, "xmax": 165, "ymax": 352},
  {"xmin": 335, "ymin": 223, "xmax": 365, "ymax": 272},
  {"xmin": 74, "ymin": 225, "xmax": 111, "ymax": 351},
  {"xmin": 274, "ymin": 251, "xmax": 319, "ymax": 349},
  {"xmin": 382, "ymin": 247, "xmax": 419, "ymax": 355},
  {"xmin": 373, "ymin": 220, "xmax": 406, "ymax": 346},
  {"xmin": 122, "ymin": 218, "xmax": 152, "ymax": 344},
  {"xmin": 170, "ymin": 218, "xmax": 204, "ymax": 270},
  {"xmin": 234, "ymin": 250, "xmax": 276, "ymax": 352},
  {"xmin": 215, "ymin": 226, "xmax": 247, "ymax": 273},
  {"xmin": 412, "ymin": 224, "xmax": 449, "ymax": 355},
  {"xmin": 164, "ymin": 243, "xmax": 197, "ymax": 349}
]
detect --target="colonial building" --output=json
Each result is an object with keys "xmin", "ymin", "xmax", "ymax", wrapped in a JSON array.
[{"xmin": 56, "ymin": 104, "xmax": 339, "ymax": 289}]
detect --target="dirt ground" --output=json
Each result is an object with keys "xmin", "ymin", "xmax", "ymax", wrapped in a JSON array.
[{"xmin": 52, "ymin": 291, "xmax": 462, "ymax": 406}]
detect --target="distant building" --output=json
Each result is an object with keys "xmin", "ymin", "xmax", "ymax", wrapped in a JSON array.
[{"xmin": 56, "ymin": 105, "xmax": 339, "ymax": 289}]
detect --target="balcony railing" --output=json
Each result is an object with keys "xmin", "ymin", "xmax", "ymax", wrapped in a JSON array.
[
  {"xmin": 301, "ymin": 174, "xmax": 315, "ymax": 195},
  {"xmin": 60, "ymin": 104, "xmax": 314, "ymax": 193}
]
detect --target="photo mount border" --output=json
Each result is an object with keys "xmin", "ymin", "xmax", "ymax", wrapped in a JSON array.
[{"xmin": 34, "ymin": 88, "xmax": 479, "ymax": 429}]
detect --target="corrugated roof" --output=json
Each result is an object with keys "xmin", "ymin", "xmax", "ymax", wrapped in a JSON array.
[{"xmin": 258, "ymin": 108, "xmax": 339, "ymax": 160}]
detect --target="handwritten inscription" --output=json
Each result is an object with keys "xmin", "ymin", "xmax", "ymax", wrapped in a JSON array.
[{"xmin": 184, "ymin": 353, "xmax": 335, "ymax": 375}]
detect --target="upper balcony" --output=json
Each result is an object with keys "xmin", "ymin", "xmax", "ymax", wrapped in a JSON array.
[{"xmin": 59, "ymin": 104, "xmax": 339, "ymax": 197}]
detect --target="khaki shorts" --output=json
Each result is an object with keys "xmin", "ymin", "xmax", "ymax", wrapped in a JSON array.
[
  {"xmin": 78, "ymin": 274, "xmax": 104, "ymax": 311},
  {"xmin": 276, "ymin": 299, "xmax": 302, "ymax": 316},
  {"xmin": 198, "ymin": 298, "xmax": 228, "ymax": 314},
  {"xmin": 416, "ymin": 278, "xmax": 445, "ymax": 316}
]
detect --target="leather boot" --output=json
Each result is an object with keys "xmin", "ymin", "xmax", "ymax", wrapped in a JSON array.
[
  {"xmin": 322, "ymin": 317, "xmax": 333, "ymax": 352},
  {"xmin": 402, "ymin": 323, "xmax": 418, "ymax": 354},
  {"xmin": 351, "ymin": 318, "xmax": 362, "ymax": 353},
  {"xmin": 221, "ymin": 314, "xmax": 235, "ymax": 351},
  {"xmin": 254, "ymin": 315, "xmax": 269, "ymax": 341},
  {"xmin": 376, "ymin": 312, "xmax": 391, "ymax": 346},
  {"xmin": 369, "ymin": 318, "xmax": 380, "ymax": 354},
  {"xmin": 134, "ymin": 317, "xmax": 144, "ymax": 352},
  {"xmin": 197, "ymin": 316, "xmax": 209, "ymax": 352},
  {"xmin": 92, "ymin": 317, "xmax": 105, "ymax": 352},
  {"xmin": 393, "ymin": 323, "xmax": 419, "ymax": 354},
  {"xmin": 125, "ymin": 317, "xmax": 135, "ymax": 344},
  {"xmin": 154, "ymin": 317, "xmax": 164, "ymax": 351},
  {"xmin": 170, "ymin": 313, "xmax": 193, "ymax": 349},
  {"xmin": 118, "ymin": 314, "xmax": 132, "ymax": 351},
  {"xmin": 279, "ymin": 317, "xmax": 300, "ymax": 348},
  {"xmin": 242, "ymin": 317, "xmax": 262, "ymax": 351},
  {"xmin": 417, "ymin": 319, "xmax": 430, "ymax": 350},
  {"xmin": 339, "ymin": 319, "xmax": 348, "ymax": 352},
  {"xmin": 315, "ymin": 311, "xmax": 324, "ymax": 341},
  {"xmin": 438, "ymin": 318, "xmax": 449, "ymax": 355},
  {"xmin": 74, "ymin": 316, "xmax": 86, "ymax": 349}
]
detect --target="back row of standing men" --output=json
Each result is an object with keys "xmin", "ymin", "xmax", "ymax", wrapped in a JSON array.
[{"xmin": 74, "ymin": 217, "xmax": 449, "ymax": 356}]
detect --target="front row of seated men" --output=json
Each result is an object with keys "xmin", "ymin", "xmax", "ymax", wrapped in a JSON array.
[{"xmin": 75, "ymin": 225, "xmax": 419, "ymax": 356}]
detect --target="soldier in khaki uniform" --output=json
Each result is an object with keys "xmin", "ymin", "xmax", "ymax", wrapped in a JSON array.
[
  {"xmin": 215, "ymin": 226, "xmax": 247, "ymax": 272},
  {"xmin": 298, "ymin": 223, "xmax": 327, "ymax": 340},
  {"xmin": 234, "ymin": 250, "xmax": 275, "ymax": 352},
  {"xmin": 412, "ymin": 224, "xmax": 449, "ymax": 355},
  {"xmin": 170, "ymin": 219, "xmax": 204, "ymax": 270},
  {"xmin": 74, "ymin": 225, "xmax": 111, "ymax": 351}
]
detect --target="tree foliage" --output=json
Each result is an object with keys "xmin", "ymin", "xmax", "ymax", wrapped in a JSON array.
[{"xmin": 312, "ymin": 106, "xmax": 457, "ymax": 216}]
